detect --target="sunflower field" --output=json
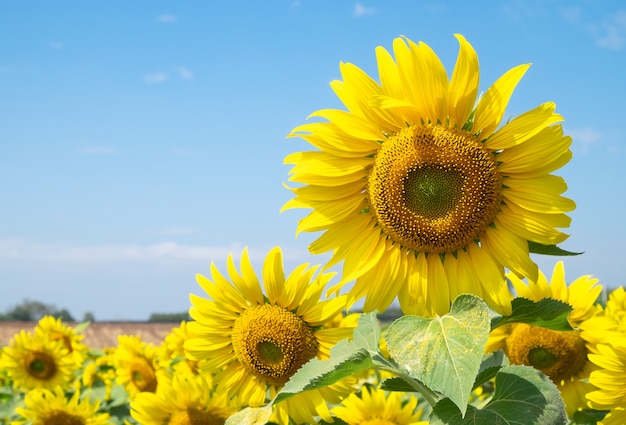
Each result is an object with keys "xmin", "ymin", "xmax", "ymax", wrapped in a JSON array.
[{"xmin": 2, "ymin": 34, "xmax": 625, "ymax": 425}]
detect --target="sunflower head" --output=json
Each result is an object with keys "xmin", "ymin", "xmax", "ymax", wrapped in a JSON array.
[
  {"xmin": 185, "ymin": 246, "xmax": 352, "ymax": 410},
  {"xmin": 114, "ymin": 335, "xmax": 161, "ymax": 397},
  {"xmin": 284, "ymin": 34, "xmax": 574, "ymax": 316}
]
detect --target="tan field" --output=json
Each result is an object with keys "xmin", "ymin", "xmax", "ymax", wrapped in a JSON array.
[{"xmin": 0, "ymin": 322, "xmax": 178, "ymax": 349}]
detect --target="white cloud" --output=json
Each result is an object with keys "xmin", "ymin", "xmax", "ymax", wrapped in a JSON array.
[
  {"xmin": 586, "ymin": 10, "xmax": 626, "ymax": 50},
  {"xmin": 144, "ymin": 72, "xmax": 168, "ymax": 84},
  {"xmin": 568, "ymin": 127, "xmax": 602, "ymax": 155},
  {"xmin": 354, "ymin": 2, "xmax": 375, "ymax": 17},
  {"xmin": 157, "ymin": 14, "xmax": 177, "ymax": 23},
  {"xmin": 48, "ymin": 41, "xmax": 64, "ymax": 50},
  {"xmin": 177, "ymin": 66, "xmax": 194, "ymax": 80},
  {"xmin": 80, "ymin": 146, "xmax": 117, "ymax": 155},
  {"xmin": 0, "ymin": 239, "xmax": 241, "ymax": 264}
]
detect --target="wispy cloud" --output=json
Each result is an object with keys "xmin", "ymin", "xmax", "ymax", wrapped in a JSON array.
[
  {"xmin": 177, "ymin": 66, "xmax": 194, "ymax": 80},
  {"xmin": 144, "ymin": 72, "xmax": 168, "ymax": 84},
  {"xmin": 587, "ymin": 10, "xmax": 626, "ymax": 50},
  {"xmin": 558, "ymin": 6, "xmax": 581, "ymax": 24},
  {"xmin": 80, "ymin": 146, "xmax": 117, "ymax": 155},
  {"xmin": 157, "ymin": 14, "xmax": 177, "ymax": 23},
  {"xmin": 48, "ymin": 41, "xmax": 64, "ymax": 50},
  {"xmin": 354, "ymin": 2, "xmax": 375, "ymax": 17},
  {"xmin": 0, "ymin": 239, "xmax": 240, "ymax": 264},
  {"xmin": 568, "ymin": 127, "xmax": 602, "ymax": 155}
]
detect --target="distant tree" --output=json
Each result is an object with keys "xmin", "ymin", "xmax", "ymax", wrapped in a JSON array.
[
  {"xmin": 148, "ymin": 312, "xmax": 190, "ymax": 323},
  {"xmin": 83, "ymin": 312, "xmax": 96, "ymax": 323},
  {"xmin": 1, "ymin": 299, "xmax": 75, "ymax": 322}
]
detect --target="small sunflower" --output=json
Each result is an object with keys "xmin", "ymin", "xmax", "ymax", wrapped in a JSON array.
[
  {"xmin": 486, "ymin": 261, "xmax": 602, "ymax": 416},
  {"xmin": 185, "ymin": 246, "xmax": 355, "ymax": 423},
  {"xmin": 82, "ymin": 347, "xmax": 117, "ymax": 401},
  {"xmin": 114, "ymin": 335, "xmax": 163, "ymax": 398},
  {"xmin": 12, "ymin": 386, "xmax": 111, "ymax": 425},
  {"xmin": 159, "ymin": 321, "xmax": 204, "ymax": 379},
  {"xmin": 587, "ymin": 342, "xmax": 626, "ymax": 411},
  {"xmin": 331, "ymin": 385, "xmax": 426, "ymax": 425},
  {"xmin": 34, "ymin": 315, "xmax": 88, "ymax": 366},
  {"xmin": 283, "ymin": 34, "xmax": 574, "ymax": 316},
  {"xmin": 130, "ymin": 373, "xmax": 235, "ymax": 425},
  {"xmin": 0, "ymin": 330, "xmax": 78, "ymax": 392}
]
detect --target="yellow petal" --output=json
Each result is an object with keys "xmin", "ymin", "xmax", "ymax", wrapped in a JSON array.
[
  {"xmin": 447, "ymin": 34, "xmax": 479, "ymax": 128},
  {"xmin": 473, "ymin": 63, "xmax": 530, "ymax": 138},
  {"xmin": 263, "ymin": 246, "xmax": 286, "ymax": 304}
]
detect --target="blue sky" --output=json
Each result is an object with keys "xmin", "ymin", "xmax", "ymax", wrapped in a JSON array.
[{"xmin": 1, "ymin": 1, "xmax": 625, "ymax": 320}]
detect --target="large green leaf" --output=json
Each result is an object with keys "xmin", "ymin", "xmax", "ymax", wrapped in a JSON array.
[
  {"xmin": 491, "ymin": 298, "xmax": 573, "ymax": 331},
  {"xmin": 472, "ymin": 350, "xmax": 509, "ymax": 391},
  {"xmin": 385, "ymin": 294, "xmax": 491, "ymax": 416},
  {"xmin": 430, "ymin": 365, "xmax": 567, "ymax": 425},
  {"xmin": 273, "ymin": 312, "xmax": 382, "ymax": 405}
]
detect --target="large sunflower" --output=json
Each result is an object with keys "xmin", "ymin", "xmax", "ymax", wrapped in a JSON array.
[
  {"xmin": 0, "ymin": 330, "xmax": 78, "ymax": 392},
  {"xmin": 12, "ymin": 386, "xmax": 111, "ymax": 425},
  {"xmin": 185, "ymin": 246, "xmax": 355, "ymax": 423},
  {"xmin": 486, "ymin": 261, "xmax": 602, "ymax": 417},
  {"xmin": 283, "ymin": 34, "xmax": 574, "ymax": 316}
]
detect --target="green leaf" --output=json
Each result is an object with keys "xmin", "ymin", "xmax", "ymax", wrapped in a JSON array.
[
  {"xmin": 379, "ymin": 376, "xmax": 416, "ymax": 392},
  {"xmin": 528, "ymin": 241, "xmax": 582, "ymax": 256},
  {"xmin": 472, "ymin": 350, "xmax": 509, "ymax": 391},
  {"xmin": 430, "ymin": 365, "xmax": 567, "ymax": 425},
  {"xmin": 273, "ymin": 312, "xmax": 381, "ymax": 405},
  {"xmin": 570, "ymin": 409, "xmax": 609, "ymax": 425},
  {"xmin": 225, "ymin": 405, "xmax": 273, "ymax": 425},
  {"xmin": 385, "ymin": 294, "xmax": 491, "ymax": 416},
  {"xmin": 491, "ymin": 298, "xmax": 574, "ymax": 331}
]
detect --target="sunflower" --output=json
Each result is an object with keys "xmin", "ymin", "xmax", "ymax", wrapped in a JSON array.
[
  {"xmin": 0, "ymin": 329, "xmax": 78, "ymax": 392},
  {"xmin": 81, "ymin": 347, "xmax": 117, "ymax": 401},
  {"xmin": 331, "ymin": 385, "xmax": 426, "ymax": 425},
  {"xmin": 283, "ymin": 34, "xmax": 574, "ymax": 316},
  {"xmin": 587, "ymin": 341, "xmax": 626, "ymax": 411},
  {"xmin": 114, "ymin": 335, "xmax": 163, "ymax": 398},
  {"xmin": 130, "ymin": 373, "xmax": 235, "ymax": 425},
  {"xmin": 185, "ymin": 246, "xmax": 355, "ymax": 423},
  {"xmin": 12, "ymin": 386, "xmax": 111, "ymax": 425},
  {"xmin": 486, "ymin": 261, "xmax": 602, "ymax": 416},
  {"xmin": 34, "ymin": 315, "xmax": 88, "ymax": 366},
  {"xmin": 159, "ymin": 321, "xmax": 204, "ymax": 379}
]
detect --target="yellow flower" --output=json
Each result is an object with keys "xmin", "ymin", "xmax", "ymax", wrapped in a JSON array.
[
  {"xmin": 0, "ymin": 330, "xmax": 78, "ymax": 392},
  {"xmin": 159, "ymin": 321, "xmax": 205, "ymax": 379},
  {"xmin": 12, "ymin": 386, "xmax": 111, "ymax": 425},
  {"xmin": 81, "ymin": 347, "xmax": 117, "ymax": 401},
  {"xmin": 34, "ymin": 315, "xmax": 88, "ymax": 366},
  {"xmin": 130, "ymin": 373, "xmax": 235, "ymax": 425},
  {"xmin": 114, "ymin": 335, "xmax": 162, "ymax": 398},
  {"xmin": 599, "ymin": 408, "xmax": 626, "ymax": 425},
  {"xmin": 331, "ymin": 386, "xmax": 426, "ymax": 425},
  {"xmin": 283, "ymin": 34, "xmax": 574, "ymax": 316},
  {"xmin": 587, "ymin": 341, "xmax": 626, "ymax": 410},
  {"xmin": 486, "ymin": 262, "xmax": 602, "ymax": 416},
  {"xmin": 185, "ymin": 246, "xmax": 355, "ymax": 424}
]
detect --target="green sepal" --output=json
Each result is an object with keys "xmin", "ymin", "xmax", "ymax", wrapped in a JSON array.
[
  {"xmin": 528, "ymin": 241, "xmax": 583, "ymax": 256},
  {"xmin": 490, "ymin": 297, "xmax": 574, "ymax": 331}
]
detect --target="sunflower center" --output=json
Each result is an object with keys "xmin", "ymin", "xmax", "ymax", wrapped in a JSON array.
[
  {"xmin": 168, "ymin": 409, "xmax": 225, "ymax": 425},
  {"xmin": 505, "ymin": 324, "xmax": 588, "ymax": 383},
  {"xmin": 130, "ymin": 358, "xmax": 158, "ymax": 393},
  {"xmin": 43, "ymin": 411, "xmax": 85, "ymax": 425},
  {"xmin": 368, "ymin": 124, "xmax": 501, "ymax": 253},
  {"xmin": 232, "ymin": 304, "xmax": 319, "ymax": 386},
  {"xmin": 25, "ymin": 351, "xmax": 57, "ymax": 380}
]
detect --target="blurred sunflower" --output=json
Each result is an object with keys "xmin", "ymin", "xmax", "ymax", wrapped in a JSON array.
[
  {"xmin": 34, "ymin": 315, "xmax": 88, "ymax": 366},
  {"xmin": 486, "ymin": 261, "xmax": 602, "ymax": 416},
  {"xmin": 331, "ymin": 385, "xmax": 426, "ymax": 425},
  {"xmin": 114, "ymin": 335, "xmax": 163, "ymax": 398},
  {"xmin": 587, "ymin": 342, "xmax": 626, "ymax": 411},
  {"xmin": 283, "ymin": 34, "xmax": 574, "ymax": 316},
  {"xmin": 81, "ymin": 347, "xmax": 117, "ymax": 401},
  {"xmin": 131, "ymin": 373, "xmax": 235, "ymax": 425},
  {"xmin": 12, "ymin": 386, "xmax": 111, "ymax": 425},
  {"xmin": 158, "ymin": 321, "xmax": 205, "ymax": 379},
  {"xmin": 0, "ymin": 330, "xmax": 78, "ymax": 391},
  {"xmin": 185, "ymin": 246, "xmax": 355, "ymax": 424}
]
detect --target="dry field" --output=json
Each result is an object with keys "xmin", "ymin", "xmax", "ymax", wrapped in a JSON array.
[{"xmin": 0, "ymin": 322, "xmax": 178, "ymax": 349}]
